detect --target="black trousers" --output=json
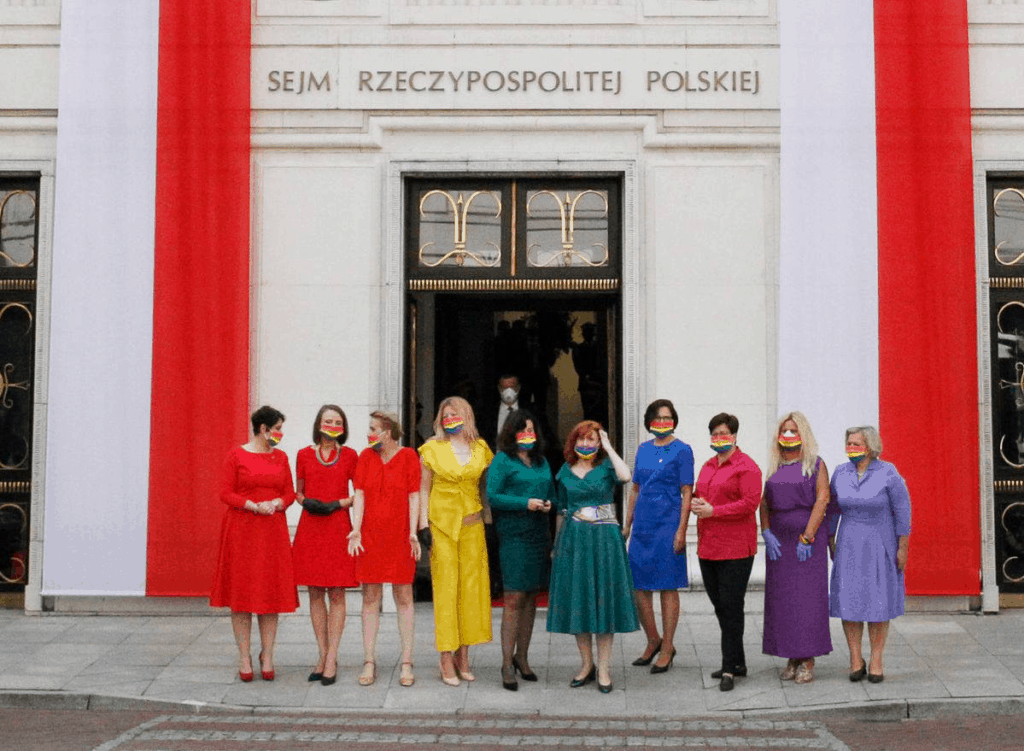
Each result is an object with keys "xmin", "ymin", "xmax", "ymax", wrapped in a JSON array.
[{"xmin": 699, "ymin": 556, "xmax": 755, "ymax": 674}]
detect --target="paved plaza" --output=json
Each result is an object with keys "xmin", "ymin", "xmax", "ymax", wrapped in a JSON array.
[{"xmin": 2, "ymin": 591, "xmax": 1024, "ymax": 719}]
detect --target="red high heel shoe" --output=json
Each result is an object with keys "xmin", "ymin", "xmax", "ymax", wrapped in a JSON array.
[
  {"xmin": 259, "ymin": 651, "xmax": 275, "ymax": 681},
  {"xmin": 239, "ymin": 654, "xmax": 254, "ymax": 683}
]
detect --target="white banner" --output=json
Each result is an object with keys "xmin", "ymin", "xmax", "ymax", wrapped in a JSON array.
[{"xmin": 43, "ymin": 0, "xmax": 160, "ymax": 595}]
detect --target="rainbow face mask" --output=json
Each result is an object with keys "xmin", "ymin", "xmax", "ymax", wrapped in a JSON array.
[
  {"xmin": 267, "ymin": 430, "xmax": 283, "ymax": 447},
  {"xmin": 442, "ymin": 416, "xmax": 464, "ymax": 435},
  {"xmin": 321, "ymin": 424, "xmax": 344, "ymax": 440},
  {"xmin": 650, "ymin": 419, "xmax": 675, "ymax": 437},
  {"xmin": 574, "ymin": 444, "xmax": 599, "ymax": 460},
  {"xmin": 710, "ymin": 435, "xmax": 734, "ymax": 454},
  {"xmin": 778, "ymin": 430, "xmax": 802, "ymax": 450},
  {"xmin": 847, "ymin": 447, "xmax": 869, "ymax": 463},
  {"xmin": 367, "ymin": 434, "xmax": 383, "ymax": 450},
  {"xmin": 516, "ymin": 431, "xmax": 537, "ymax": 449}
]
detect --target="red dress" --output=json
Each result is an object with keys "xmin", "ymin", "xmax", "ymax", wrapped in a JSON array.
[
  {"xmin": 353, "ymin": 447, "xmax": 420, "ymax": 585},
  {"xmin": 292, "ymin": 444, "xmax": 359, "ymax": 588},
  {"xmin": 210, "ymin": 446, "xmax": 299, "ymax": 614}
]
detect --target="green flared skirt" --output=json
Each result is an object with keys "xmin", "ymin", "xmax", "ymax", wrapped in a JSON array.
[{"xmin": 546, "ymin": 516, "xmax": 639, "ymax": 635}]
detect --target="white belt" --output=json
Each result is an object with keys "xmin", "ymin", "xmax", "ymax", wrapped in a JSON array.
[{"xmin": 571, "ymin": 504, "xmax": 618, "ymax": 525}]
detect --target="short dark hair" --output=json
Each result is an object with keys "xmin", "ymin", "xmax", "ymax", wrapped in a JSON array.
[
  {"xmin": 312, "ymin": 404, "xmax": 348, "ymax": 445},
  {"xmin": 708, "ymin": 412, "xmax": 739, "ymax": 435},
  {"xmin": 644, "ymin": 399, "xmax": 678, "ymax": 432},
  {"xmin": 563, "ymin": 420, "xmax": 607, "ymax": 465},
  {"xmin": 251, "ymin": 405, "xmax": 285, "ymax": 435},
  {"xmin": 497, "ymin": 409, "xmax": 545, "ymax": 463}
]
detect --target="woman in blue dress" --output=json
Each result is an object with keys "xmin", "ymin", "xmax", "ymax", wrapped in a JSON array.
[
  {"xmin": 485, "ymin": 409, "xmax": 553, "ymax": 692},
  {"xmin": 829, "ymin": 425, "xmax": 911, "ymax": 684},
  {"xmin": 547, "ymin": 420, "xmax": 638, "ymax": 693},
  {"xmin": 623, "ymin": 399, "xmax": 693, "ymax": 674}
]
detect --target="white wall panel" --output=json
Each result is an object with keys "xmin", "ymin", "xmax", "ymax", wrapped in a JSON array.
[
  {"xmin": 649, "ymin": 164, "xmax": 772, "ymax": 473},
  {"xmin": 778, "ymin": 0, "xmax": 879, "ymax": 472},
  {"xmin": 42, "ymin": 0, "xmax": 159, "ymax": 595}
]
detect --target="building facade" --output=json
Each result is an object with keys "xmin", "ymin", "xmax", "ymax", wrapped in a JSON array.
[{"xmin": 0, "ymin": 0, "xmax": 1013, "ymax": 612}]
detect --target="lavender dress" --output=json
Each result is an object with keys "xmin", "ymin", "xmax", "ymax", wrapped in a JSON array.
[
  {"xmin": 829, "ymin": 459, "xmax": 911, "ymax": 622},
  {"xmin": 762, "ymin": 458, "xmax": 835, "ymax": 658}
]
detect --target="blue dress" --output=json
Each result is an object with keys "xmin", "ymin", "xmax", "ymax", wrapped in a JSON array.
[
  {"xmin": 829, "ymin": 459, "xmax": 911, "ymax": 622},
  {"xmin": 628, "ymin": 439, "xmax": 694, "ymax": 590}
]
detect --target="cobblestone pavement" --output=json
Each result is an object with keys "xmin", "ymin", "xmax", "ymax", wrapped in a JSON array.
[{"xmin": 95, "ymin": 713, "xmax": 851, "ymax": 750}]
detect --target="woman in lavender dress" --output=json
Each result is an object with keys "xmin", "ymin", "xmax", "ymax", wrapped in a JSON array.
[
  {"xmin": 759, "ymin": 412, "xmax": 834, "ymax": 684},
  {"xmin": 829, "ymin": 425, "xmax": 911, "ymax": 684}
]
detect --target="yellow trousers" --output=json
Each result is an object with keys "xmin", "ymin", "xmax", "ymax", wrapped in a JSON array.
[{"xmin": 430, "ymin": 520, "xmax": 492, "ymax": 652}]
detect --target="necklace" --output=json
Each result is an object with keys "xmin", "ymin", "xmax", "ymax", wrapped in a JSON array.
[{"xmin": 315, "ymin": 444, "xmax": 340, "ymax": 466}]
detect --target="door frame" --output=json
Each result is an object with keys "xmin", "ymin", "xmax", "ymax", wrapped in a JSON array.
[{"xmin": 383, "ymin": 159, "xmax": 642, "ymax": 458}]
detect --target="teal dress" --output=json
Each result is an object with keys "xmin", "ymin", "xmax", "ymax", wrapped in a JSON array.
[
  {"xmin": 546, "ymin": 460, "xmax": 639, "ymax": 635},
  {"xmin": 485, "ymin": 452, "xmax": 554, "ymax": 593}
]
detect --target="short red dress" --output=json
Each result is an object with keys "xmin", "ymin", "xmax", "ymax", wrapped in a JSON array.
[
  {"xmin": 353, "ymin": 446, "xmax": 420, "ymax": 585},
  {"xmin": 292, "ymin": 444, "xmax": 359, "ymax": 588},
  {"xmin": 210, "ymin": 446, "xmax": 299, "ymax": 614}
]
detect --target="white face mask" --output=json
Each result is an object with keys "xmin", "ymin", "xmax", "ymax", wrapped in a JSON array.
[{"xmin": 500, "ymin": 387, "xmax": 518, "ymax": 405}]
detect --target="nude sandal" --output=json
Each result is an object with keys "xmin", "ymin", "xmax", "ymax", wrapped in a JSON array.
[
  {"xmin": 358, "ymin": 661, "xmax": 376, "ymax": 686},
  {"xmin": 399, "ymin": 661, "xmax": 415, "ymax": 687}
]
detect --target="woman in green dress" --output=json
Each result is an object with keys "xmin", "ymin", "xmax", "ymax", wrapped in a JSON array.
[
  {"xmin": 486, "ymin": 409, "xmax": 554, "ymax": 692},
  {"xmin": 547, "ymin": 420, "xmax": 638, "ymax": 694}
]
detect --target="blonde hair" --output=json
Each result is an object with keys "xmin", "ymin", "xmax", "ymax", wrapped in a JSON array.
[
  {"xmin": 431, "ymin": 396, "xmax": 480, "ymax": 443},
  {"xmin": 369, "ymin": 410, "xmax": 403, "ymax": 440},
  {"xmin": 766, "ymin": 411, "xmax": 820, "ymax": 479}
]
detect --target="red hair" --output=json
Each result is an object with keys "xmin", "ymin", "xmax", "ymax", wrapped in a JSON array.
[{"xmin": 563, "ymin": 420, "xmax": 607, "ymax": 465}]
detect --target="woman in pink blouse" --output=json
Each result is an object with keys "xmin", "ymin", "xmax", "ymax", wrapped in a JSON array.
[{"xmin": 692, "ymin": 412, "xmax": 762, "ymax": 692}]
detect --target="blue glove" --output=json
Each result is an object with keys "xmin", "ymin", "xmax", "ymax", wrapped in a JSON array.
[
  {"xmin": 761, "ymin": 529, "xmax": 782, "ymax": 561},
  {"xmin": 796, "ymin": 540, "xmax": 813, "ymax": 562}
]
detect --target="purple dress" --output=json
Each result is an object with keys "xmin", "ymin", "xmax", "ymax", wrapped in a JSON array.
[
  {"xmin": 762, "ymin": 458, "xmax": 835, "ymax": 658},
  {"xmin": 829, "ymin": 459, "xmax": 911, "ymax": 622}
]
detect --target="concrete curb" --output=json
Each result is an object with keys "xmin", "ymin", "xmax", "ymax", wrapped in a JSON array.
[{"xmin": 6, "ymin": 689, "xmax": 1024, "ymax": 721}]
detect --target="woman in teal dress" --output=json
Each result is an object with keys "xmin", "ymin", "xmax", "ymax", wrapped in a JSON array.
[
  {"xmin": 547, "ymin": 420, "xmax": 638, "ymax": 694},
  {"xmin": 485, "ymin": 409, "xmax": 553, "ymax": 692}
]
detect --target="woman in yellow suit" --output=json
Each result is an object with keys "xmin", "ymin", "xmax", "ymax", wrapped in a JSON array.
[{"xmin": 419, "ymin": 396, "xmax": 494, "ymax": 686}]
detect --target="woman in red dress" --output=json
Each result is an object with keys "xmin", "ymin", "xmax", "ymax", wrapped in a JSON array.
[
  {"xmin": 210, "ymin": 405, "xmax": 298, "ymax": 683},
  {"xmin": 347, "ymin": 411, "xmax": 422, "ymax": 688},
  {"xmin": 292, "ymin": 404, "xmax": 359, "ymax": 686}
]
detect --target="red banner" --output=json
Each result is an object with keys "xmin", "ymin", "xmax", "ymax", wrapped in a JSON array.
[
  {"xmin": 146, "ymin": 1, "xmax": 252, "ymax": 596},
  {"xmin": 876, "ymin": 0, "xmax": 979, "ymax": 595}
]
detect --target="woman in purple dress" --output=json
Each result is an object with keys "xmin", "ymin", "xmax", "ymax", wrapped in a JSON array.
[
  {"xmin": 829, "ymin": 425, "xmax": 910, "ymax": 684},
  {"xmin": 759, "ymin": 412, "xmax": 834, "ymax": 684}
]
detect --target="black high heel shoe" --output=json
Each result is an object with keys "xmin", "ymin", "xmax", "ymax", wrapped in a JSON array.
[
  {"xmin": 650, "ymin": 648, "xmax": 677, "ymax": 674},
  {"xmin": 631, "ymin": 640, "xmax": 662, "ymax": 667},
  {"xmin": 849, "ymin": 660, "xmax": 867, "ymax": 682},
  {"xmin": 570, "ymin": 666, "xmax": 596, "ymax": 688},
  {"xmin": 501, "ymin": 665, "xmax": 519, "ymax": 691},
  {"xmin": 512, "ymin": 657, "xmax": 538, "ymax": 682}
]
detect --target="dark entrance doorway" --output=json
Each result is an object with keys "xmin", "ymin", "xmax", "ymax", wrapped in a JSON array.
[
  {"xmin": 411, "ymin": 293, "xmax": 619, "ymax": 459},
  {"xmin": 402, "ymin": 173, "xmax": 624, "ymax": 602}
]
